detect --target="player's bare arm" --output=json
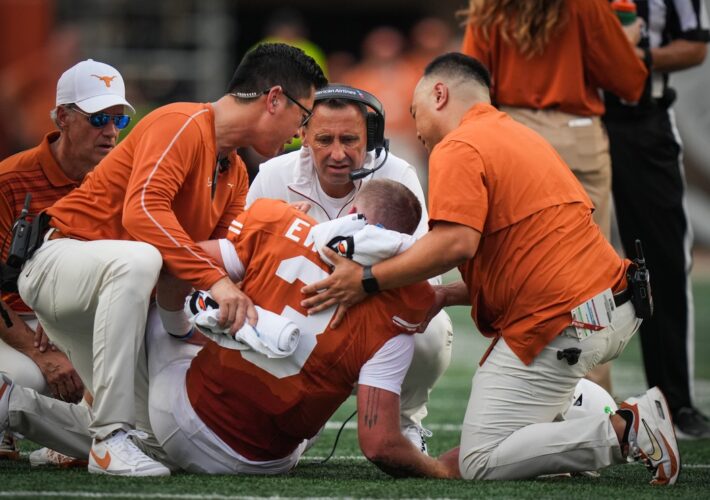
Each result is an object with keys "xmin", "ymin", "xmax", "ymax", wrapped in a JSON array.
[
  {"xmin": 197, "ymin": 239, "xmax": 257, "ymax": 332},
  {"xmin": 417, "ymin": 281, "xmax": 470, "ymax": 333},
  {"xmin": 357, "ymin": 384, "xmax": 460, "ymax": 479},
  {"xmin": 437, "ymin": 281, "xmax": 470, "ymax": 307}
]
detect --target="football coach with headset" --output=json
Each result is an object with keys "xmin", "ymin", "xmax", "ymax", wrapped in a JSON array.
[{"xmin": 247, "ymin": 84, "xmax": 453, "ymax": 452}]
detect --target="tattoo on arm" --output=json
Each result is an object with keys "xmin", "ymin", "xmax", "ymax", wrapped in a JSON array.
[{"xmin": 363, "ymin": 386, "xmax": 380, "ymax": 429}]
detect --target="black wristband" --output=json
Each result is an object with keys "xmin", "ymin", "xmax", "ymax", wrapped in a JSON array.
[{"xmin": 361, "ymin": 265, "xmax": 380, "ymax": 294}]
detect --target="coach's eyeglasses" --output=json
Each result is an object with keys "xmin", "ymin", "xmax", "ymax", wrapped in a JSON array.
[
  {"xmin": 70, "ymin": 107, "xmax": 131, "ymax": 130},
  {"xmin": 230, "ymin": 87, "xmax": 313, "ymax": 127}
]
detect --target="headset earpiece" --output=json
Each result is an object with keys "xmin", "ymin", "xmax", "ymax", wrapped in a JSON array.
[{"xmin": 365, "ymin": 113, "xmax": 379, "ymax": 152}]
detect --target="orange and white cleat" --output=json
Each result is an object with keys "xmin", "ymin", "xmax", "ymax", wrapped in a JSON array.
[
  {"xmin": 29, "ymin": 447, "xmax": 88, "ymax": 468},
  {"xmin": 0, "ymin": 432, "xmax": 20, "ymax": 461},
  {"xmin": 620, "ymin": 387, "xmax": 681, "ymax": 485}
]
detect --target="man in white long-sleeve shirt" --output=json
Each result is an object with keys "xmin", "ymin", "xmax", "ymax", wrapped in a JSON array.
[{"xmin": 248, "ymin": 85, "xmax": 452, "ymax": 451}]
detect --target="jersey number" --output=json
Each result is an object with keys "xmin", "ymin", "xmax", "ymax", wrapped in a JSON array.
[{"xmin": 239, "ymin": 256, "xmax": 336, "ymax": 378}]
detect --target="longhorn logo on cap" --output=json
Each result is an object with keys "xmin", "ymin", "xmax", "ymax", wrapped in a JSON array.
[{"xmin": 91, "ymin": 74, "xmax": 117, "ymax": 88}]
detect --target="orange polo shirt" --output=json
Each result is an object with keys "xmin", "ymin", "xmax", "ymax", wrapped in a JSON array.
[
  {"xmin": 0, "ymin": 132, "xmax": 79, "ymax": 312},
  {"xmin": 461, "ymin": 0, "xmax": 647, "ymax": 116},
  {"xmin": 47, "ymin": 102, "xmax": 249, "ymax": 290},
  {"xmin": 428, "ymin": 104, "xmax": 628, "ymax": 364}
]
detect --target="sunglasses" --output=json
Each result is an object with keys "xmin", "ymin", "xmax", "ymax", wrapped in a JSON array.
[
  {"xmin": 70, "ymin": 107, "xmax": 131, "ymax": 129},
  {"xmin": 230, "ymin": 87, "xmax": 313, "ymax": 127}
]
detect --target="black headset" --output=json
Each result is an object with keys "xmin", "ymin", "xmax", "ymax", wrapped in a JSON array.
[
  {"xmin": 314, "ymin": 85, "xmax": 390, "ymax": 180},
  {"xmin": 314, "ymin": 85, "xmax": 386, "ymax": 153}
]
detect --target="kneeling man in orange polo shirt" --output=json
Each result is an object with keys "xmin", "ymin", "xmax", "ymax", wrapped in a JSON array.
[{"xmin": 302, "ymin": 53, "xmax": 680, "ymax": 485}]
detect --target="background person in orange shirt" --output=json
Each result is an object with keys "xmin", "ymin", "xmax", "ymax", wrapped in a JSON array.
[
  {"xmin": 603, "ymin": 0, "xmax": 710, "ymax": 440},
  {"xmin": 302, "ymin": 53, "xmax": 679, "ymax": 485},
  {"xmin": 459, "ymin": 0, "xmax": 648, "ymax": 393},
  {"xmin": 0, "ymin": 59, "xmax": 133, "ymax": 465},
  {"xmin": 14, "ymin": 43, "xmax": 327, "ymax": 477}
]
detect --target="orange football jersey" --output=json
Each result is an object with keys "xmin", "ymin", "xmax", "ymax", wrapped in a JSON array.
[{"xmin": 186, "ymin": 199, "xmax": 433, "ymax": 461}]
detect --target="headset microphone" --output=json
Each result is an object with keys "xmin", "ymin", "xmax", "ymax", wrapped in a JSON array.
[{"xmin": 348, "ymin": 139, "xmax": 390, "ymax": 181}]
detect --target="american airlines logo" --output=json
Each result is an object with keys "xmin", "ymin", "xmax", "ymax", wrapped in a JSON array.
[{"xmin": 316, "ymin": 88, "xmax": 365, "ymax": 99}]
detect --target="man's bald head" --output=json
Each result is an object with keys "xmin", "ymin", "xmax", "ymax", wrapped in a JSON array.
[
  {"xmin": 411, "ymin": 53, "xmax": 492, "ymax": 152},
  {"xmin": 423, "ymin": 52, "xmax": 491, "ymax": 89},
  {"xmin": 419, "ymin": 52, "xmax": 492, "ymax": 105}
]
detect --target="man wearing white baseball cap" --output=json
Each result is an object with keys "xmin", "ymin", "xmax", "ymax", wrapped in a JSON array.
[
  {"xmin": 0, "ymin": 58, "xmax": 133, "ymax": 467},
  {"xmin": 55, "ymin": 58, "xmax": 134, "ymax": 114}
]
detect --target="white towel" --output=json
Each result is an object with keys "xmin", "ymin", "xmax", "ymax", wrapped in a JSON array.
[
  {"xmin": 311, "ymin": 214, "xmax": 417, "ymax": 267},
  {"xmin": 184, "ymin": 291, "xmax": 300, "ymax": 357}
]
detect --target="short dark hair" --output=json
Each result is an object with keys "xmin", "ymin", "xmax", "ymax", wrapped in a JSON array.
[
  {"xmin": 227, "ymin": 43, "xmax": 328, "ymax": 99},
  {"xmin": 356, "ymin": 179, "xmax": 422, "ymax": 236},
  {"xmin": 424, "ymin": 52, "xmax": 491, "ymax": 89}
]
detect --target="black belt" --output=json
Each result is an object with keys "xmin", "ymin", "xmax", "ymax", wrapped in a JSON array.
[{"xmin": 614, "ymin": 288, "xmax": 631, "ymax": 307}]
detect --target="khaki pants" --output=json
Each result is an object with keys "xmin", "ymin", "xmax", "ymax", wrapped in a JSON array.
[
  {"xmin": 459, "ymin": 302, "xmax": 640, "ymax": 480},
  {"xmin": 502, "ymin": 107, "xmax": 612, "ymax": 239},
  {"xmin": 5, "ymin": 305, "xmax": 190, "ymax": 468},
  {"xmin": 17, "ymin": 238, "xmax": 162, "ymax": 440}
]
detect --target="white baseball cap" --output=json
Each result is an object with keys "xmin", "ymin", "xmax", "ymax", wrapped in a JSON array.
[{"xmin": 56, "ymin": 59, "xmax": 135, "ymax": 114}]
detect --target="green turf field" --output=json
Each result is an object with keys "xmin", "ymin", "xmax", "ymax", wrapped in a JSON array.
[{"xmin": 2, "ymin": 282, "xmax": 709, "ymax": 499}]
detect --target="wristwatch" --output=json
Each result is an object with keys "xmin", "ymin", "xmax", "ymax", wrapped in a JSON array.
[{"xmin": 361, "ymin": 265, "xmax": 380, "ymax": 294}]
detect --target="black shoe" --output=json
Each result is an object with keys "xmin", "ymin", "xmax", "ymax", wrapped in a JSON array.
[{"xmin": 673, "ymin": 406, "xmax": 710, "ymax": 439}]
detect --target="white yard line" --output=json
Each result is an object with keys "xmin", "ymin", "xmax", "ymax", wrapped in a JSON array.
[{"xmin": 324, "ymin": 421, "xmax": 461, "ymax": 431}]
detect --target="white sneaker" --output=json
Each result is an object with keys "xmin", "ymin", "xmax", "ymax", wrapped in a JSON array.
[
  {"xmin": 88, "ymin": 430, "xmax": 170, "ymax": 477},
  {"xmin": 402, "ymin": 424, "xmax": 433, "ymax": 455},
  {"xmin": 620, "ymin": 387, "xmax": 681, "ymax": 485},
  {"xmin": 30, "ymin": 447, "xmax": 88, "ymax": 468}
]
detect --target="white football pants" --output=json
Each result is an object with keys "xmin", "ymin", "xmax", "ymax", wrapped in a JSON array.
[{"xmin": 400, "ymin": 310, "xmax": 453, "ymax": 429}]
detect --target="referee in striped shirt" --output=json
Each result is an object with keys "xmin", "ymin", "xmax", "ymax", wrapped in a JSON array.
[{"xmin": 603, "ymin": 0, "xmax": 710, "ymax": 439}]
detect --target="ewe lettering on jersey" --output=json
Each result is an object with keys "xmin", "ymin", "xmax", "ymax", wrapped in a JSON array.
[
  {"xmin": 232, "ymin": 216, "xmax": 320, "ymax": 252},
  {"xmin": 284, "ymin": 218, "xmax": 319, "ymax": 253}
]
